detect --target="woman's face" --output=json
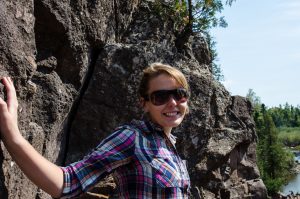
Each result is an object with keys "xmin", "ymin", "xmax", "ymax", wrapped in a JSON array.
[{"xmin": 143, "ymin": 73, "xmax": 188, "ymax": 133}]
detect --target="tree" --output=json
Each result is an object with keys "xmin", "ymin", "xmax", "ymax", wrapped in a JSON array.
[
  {"xmin": 170, "ymin": 0, "xmax": 236, "ymax": 81},
  {"xmin": 206, "ymin": 34, "xmax": 224, "ymax": 81},
  {"xmin": 256, "ymin": 109, "xmax": 294, "ymax": 196},
  {"xmin": 267, "ymin": 104, "xmax": 300, "ymax": 128},
  {"xmin": 246, "ymin": 88, "xmax": 261, "ymax": 109}
]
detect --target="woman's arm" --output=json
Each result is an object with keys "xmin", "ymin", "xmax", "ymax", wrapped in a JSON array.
[
  {"xmin": 60, "ymin": 126, "xmax": 136, "ymax": 198},
  {"xmin": 0, "ymin": 77, "xmax": 64, "ymax": 198}
]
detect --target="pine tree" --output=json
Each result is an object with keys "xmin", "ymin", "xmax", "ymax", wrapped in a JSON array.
[{"xmin": 256, "ymin": 111, "xmax": 294, "ymax": 195}]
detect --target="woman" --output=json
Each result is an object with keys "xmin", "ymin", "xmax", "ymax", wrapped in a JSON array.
[{"xmin": 0, "ymin": 63, "xmax": 191, "ymax": 198}]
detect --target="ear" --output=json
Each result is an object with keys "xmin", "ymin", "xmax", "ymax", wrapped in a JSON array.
[
  {"xmin": 185, "ymin": 106, "xmax": 190, "ymax": 114},
  {"xmin": 140, "ymin": 97, "xmax": 149, "ymax": 112}
]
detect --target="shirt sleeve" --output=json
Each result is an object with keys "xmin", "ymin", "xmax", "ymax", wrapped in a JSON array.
[{"xmin": 59, "ymin": 127, "xmax": 136, "ymax": 198}]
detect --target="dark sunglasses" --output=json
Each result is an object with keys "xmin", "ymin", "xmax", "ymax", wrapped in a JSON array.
[{"xmin": 144, "ymin": 88, "xmax": 189, "ymax": 106}]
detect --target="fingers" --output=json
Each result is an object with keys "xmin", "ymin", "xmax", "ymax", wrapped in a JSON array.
[
  {"xmin": 0, "ymin": 95, "xmax": 7, "ymax": 108},
  {"xmin": 2, "ymin": 77, "xmax": 16, "ymax": 92},
  {"xmin": 1, "ymin": 77, "xmax": 18, "ymax": 112},
  {"xmin": 0, "ymin": 87, "xmax": 8, "ymax": 113}
]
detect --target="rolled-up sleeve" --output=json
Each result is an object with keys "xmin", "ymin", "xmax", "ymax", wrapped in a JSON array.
[{"xmin": 60, "ymin": 127, "xmax": 136, "ymax": 198}]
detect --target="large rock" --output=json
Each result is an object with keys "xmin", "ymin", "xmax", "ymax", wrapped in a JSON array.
[{"xmin": 0, "ymin": 0, "xmax": 267, "ymax": 198}]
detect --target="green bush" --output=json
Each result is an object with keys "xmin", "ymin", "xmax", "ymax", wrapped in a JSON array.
[
  {"xmin": 278, "ymin": 127, "xmax": 300, "ymax": 146},
  {"xmin": 264, "ymin": 177, "xmax": 284, "ymax": 196}
]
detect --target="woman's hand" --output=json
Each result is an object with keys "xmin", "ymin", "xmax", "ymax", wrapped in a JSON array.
[
  {"xmin": 0, "ymin": 77, "xmax": 20, "ymax": 141},
  {"xmin": 0, "ymin": 77, "xmax": 64, "ymax": 197}
]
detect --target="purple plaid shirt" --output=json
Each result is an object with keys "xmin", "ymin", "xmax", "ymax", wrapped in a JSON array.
[{"xmin": 60, "ymin": 119, "xmax": 190, "ymax": 198}]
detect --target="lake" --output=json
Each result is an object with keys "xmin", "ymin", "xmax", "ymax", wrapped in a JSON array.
[
  {"xmin": 281, "ymin": 154, "xmax": 300, "ymax": 195},
  {"xmin": 282, "ymin": 174, "xmax": 300, "ymax": 195}
]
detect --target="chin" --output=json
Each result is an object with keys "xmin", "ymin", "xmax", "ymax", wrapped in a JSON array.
[{"xmin": 164, "ymin": 119, "xmax": 184, "ymax": 128}]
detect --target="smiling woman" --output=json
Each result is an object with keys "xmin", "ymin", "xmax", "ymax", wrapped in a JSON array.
[
  {"xmin": 0, "ymin": 63, "xmax": 191, "ymax": 198},
  {"xmin": 139, "ymin": 63, "xmax": 190, "ymax": 137},
  {"xmin": 140, "ymin": 69, "xmax": 189, "ymax": 137}
]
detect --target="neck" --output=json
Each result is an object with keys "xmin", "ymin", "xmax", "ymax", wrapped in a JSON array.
[{"xmin": 163, "ymin": 127, "xmax": 172, "ymax": 137}]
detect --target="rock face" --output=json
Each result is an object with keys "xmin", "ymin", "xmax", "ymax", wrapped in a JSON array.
[{"xmin": 0, "ymin": 0, "xmax": 267, "ymax": 198}]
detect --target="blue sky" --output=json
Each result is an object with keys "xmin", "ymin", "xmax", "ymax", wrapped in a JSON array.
[{"xmin": 211, "ymin": 0, "xmax": 300, "ymax": 107}]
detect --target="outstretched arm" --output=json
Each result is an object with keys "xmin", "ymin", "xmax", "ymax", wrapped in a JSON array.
[{"xmin": 0, "ymin": 77, "xmax": 64, "ymax": 198}]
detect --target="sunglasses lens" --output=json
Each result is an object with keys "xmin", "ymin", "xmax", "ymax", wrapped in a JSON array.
[
  {"xmin": 174, "ymin": 88, "xmax": 188, "ymax": 102},
  {"xmin": 150, "ymin": 88, "xmax": 188, "ymax": 106},
  {"xmin": 151, "ymin": 90, "xmax": 170, "ymax": 105}
]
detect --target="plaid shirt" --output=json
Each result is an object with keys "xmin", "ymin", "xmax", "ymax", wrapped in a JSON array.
[{"xmin": 60, "ymin": 119, "xmax": 190, "ymax": 198}]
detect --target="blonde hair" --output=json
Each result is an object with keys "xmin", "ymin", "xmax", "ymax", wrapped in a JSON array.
[{"xmin": 139, "ymin": 63, "xmax": 190, "ymax": 98}]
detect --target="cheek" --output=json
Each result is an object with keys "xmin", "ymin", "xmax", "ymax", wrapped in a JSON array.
[
  {"xmin": 143, "ymin": 102, "xmax": 151, "ymax": 112},
  {"xmin": 146, "ymin": 104, "xmax": 162, "ymax": 115},
  {"xmin": 148, "ymin": 108, "xmax": 164, "ymax": 123},
  {"xmin": 180, "ymin": 102, "xmax": 189, "ymax": 112}
]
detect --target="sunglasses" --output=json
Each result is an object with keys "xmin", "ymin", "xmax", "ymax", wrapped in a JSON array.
[{"xmin": 144, "ymin": 88, "xmax": 189, "ymax": 106}]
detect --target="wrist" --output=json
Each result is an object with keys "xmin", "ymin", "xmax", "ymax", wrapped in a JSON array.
[{"xmin": 2, "ymin": 128, "xmax": 24, "ymax": 146}]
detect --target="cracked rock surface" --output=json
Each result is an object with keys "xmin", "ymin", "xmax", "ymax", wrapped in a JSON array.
[{"xmin": 0, "ymin": 0, "xmax": 267, "ymax": 198}]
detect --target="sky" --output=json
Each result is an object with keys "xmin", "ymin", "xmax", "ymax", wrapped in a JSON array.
[{"xmin": 210, "ymin": 0, "xmax": 300, "ymax": 107}]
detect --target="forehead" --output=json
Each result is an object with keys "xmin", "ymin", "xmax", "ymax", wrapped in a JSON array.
[{"xmin": 148, "ymin": 74, "xmax": 181, "ymax": 92}]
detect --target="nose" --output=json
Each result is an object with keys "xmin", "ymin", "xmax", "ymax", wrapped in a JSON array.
[{"xmin": 166, "ymin": 95, "xmax": 177, "ymax": 106}]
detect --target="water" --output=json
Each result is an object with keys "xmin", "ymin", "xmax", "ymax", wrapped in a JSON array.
[
  {"xmin": 282, "ymin": 174, "xmax": 300, "ymax": 195},
  {"xmin": 282, "ymin": 154, "xmax": 300, "ymax": 195}
]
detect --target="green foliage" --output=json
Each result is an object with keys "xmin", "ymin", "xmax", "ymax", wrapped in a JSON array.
[
  {"xmin": 171, "ymin": 0, "xmax": 190, "ymax": 32},
  {"xmin": 263, "ymin": 177, "xmax": 285, "ymax": 196},
  {"xmin": 246, "ymin": 89, "xmax": 261, "ymax": 108},
  {"xmin": 212, "ymin": 62, "xmax": 224, "ymax": 81},
  {"xmin": 152, "ymin": 1, "xmax": 237, "ymax": 81},
  {"xmin": 248, "ymin": 90, "xmax": 299, "ymax": 195},
  {"xmin": 255, "ymin": 111, "xmax": 295, "ymax": 196},
  {"xmin": 294, "ymin": 145, "xmax": 300, "ymax": 151},
  {"xmin": 269, "ymin": 103, "xmax": 300, "ymax": 128},
  {"xmin": 152, "ymin": 0, "xmax": 190, "ymax": 33},
  {"xmin": 154, "ymin": 0, "xmax": 237, "ymax": 81},
  {"xmin": 166, "ymin": 0, "xmax": 236, "ymax": 33},
  {"xmin": 192, "ymin": 0, "xmax": 228, "ymax": 32},
  {"xmin": 278, "ymin": 127, "xmax": 300, "ymax": 147},
  {"xmin": 247, "ymin": 89, "xmax": 300, "ymax": 129},
  {"xmin": 189, "ymin": 0, "xmax": 236, "ymax": 81},
  {"xmin": 205, "ymin": 33, "xmax": 224, "ymax": 81},
  {"xmin": 190, "ymin": 0, "xmax": 237, "ymax": 81}
]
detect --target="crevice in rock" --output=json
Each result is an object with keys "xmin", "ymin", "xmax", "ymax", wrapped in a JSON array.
[
  {"xmin": 228, "ymin": 96, "xmax": 247, "ymax": 130},
  {"xmin": 61, "ymin": 47, "xmax": 102, "ymax": 165},
  {"xmin": 210, "ymin": 89, "xmax": 221, "ymax": 128},
  {"xmin": 113, "ymin": 0, "xmax": 119, "ymax": 42},
  {"xmin": 34, "ymin": 0, "xmax": 81, "ymax": 89}
]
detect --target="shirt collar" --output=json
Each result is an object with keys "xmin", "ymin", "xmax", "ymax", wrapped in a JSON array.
[
  {"xmin": 130, "ymin": 119, "xmax": 177, "ymax": 144},
  {"xmin": 130, "ymin": 118, "xmax": 163, "ymax": 133}
]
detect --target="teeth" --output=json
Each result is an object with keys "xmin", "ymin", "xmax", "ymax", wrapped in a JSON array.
[{"xmin": 165, "ymin": 112, "xmax": 178, "ymax": 116}]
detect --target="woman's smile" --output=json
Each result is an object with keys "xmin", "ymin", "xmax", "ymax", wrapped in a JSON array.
[{"xmin": 163, "ymin": 111, "xmax": 180, "ymax": 117}]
